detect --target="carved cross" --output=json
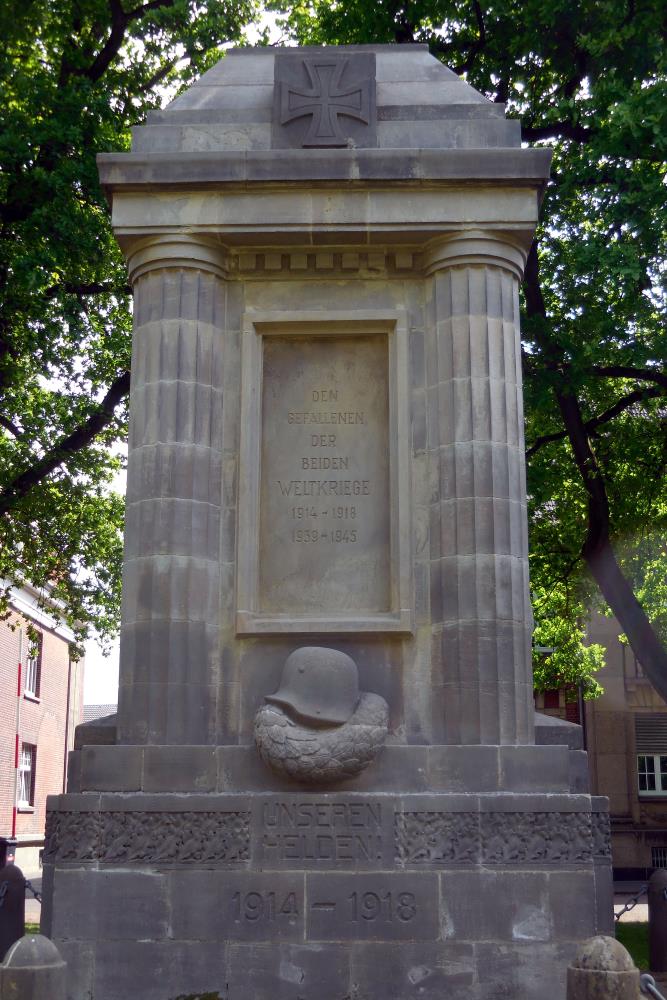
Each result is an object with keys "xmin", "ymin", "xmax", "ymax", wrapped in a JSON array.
[{"xmin": 279, "ymin": 58, "xmax": 371, "ymax": 147}]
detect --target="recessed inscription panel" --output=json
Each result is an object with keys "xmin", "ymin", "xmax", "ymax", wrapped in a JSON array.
[
  {"xmin": 254, "ymin": 797, "xmax": 392, "ymax": 868},
  {"xmin": 259, "ymin": 335, "xmax": 390, "ymax": 615}
]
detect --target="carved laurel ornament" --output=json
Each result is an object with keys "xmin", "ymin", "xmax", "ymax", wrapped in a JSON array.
[
  {"xmin": 254, "ymin": 692, "xmax": 389, "ymax": 783},
  {"xmin": 254, "ymin": 646, "xmax": 389, "ymax": 783}
]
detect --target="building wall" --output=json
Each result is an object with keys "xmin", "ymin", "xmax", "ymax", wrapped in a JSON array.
[
  {"xmin": 535, "ymin": 613, "xmax": 667, "ymax": 878},
  {"xmin": 585, "ymin": 612, "xmax": 667, "ymax": 879},
  {"xmin": 0, "ymin": 592, "xmax": 83, "ymax": 873}
]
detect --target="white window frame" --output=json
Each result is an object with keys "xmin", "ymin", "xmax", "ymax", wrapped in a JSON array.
[
  {"xmin": 637, "ymin": 753, "xmax": 667, "ymax": 796},
  {"xmin": 18, "ymin": 744, "xmax": 36, "ymax": 808},
  {"xmin": 652, "ymin": 847, "xmax": 667, "ymax": 869},
  {"xmin": 24, "ymin": 633, "xmax": 42, "ymax": 698}
]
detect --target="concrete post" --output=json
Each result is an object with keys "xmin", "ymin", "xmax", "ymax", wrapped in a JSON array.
[
  {"xmin": 649, "ymin": 869, "xmax": 667, "ymax": 974},
  {"xmin": 0, "ymin": 935, "xmax": 66, "ymax": 1000},
  {"xmin": 424, "ymin": 232, "xmax": 534, "ymax": 744},
  {"xmin": 567, "ymin": 936, "xmax": 640, "ymax": 999},
  {"xmin": 0, "ymin": 866, "xmax": 25, "ymax": 962}
]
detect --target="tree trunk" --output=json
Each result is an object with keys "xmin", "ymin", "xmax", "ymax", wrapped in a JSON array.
[
  {"xmin": 586, "ymin": 540, "xmax": 667, "ymax": 701},
  {"xmin": 524, "ymin": 241, "xmax": 667, "ymax": 697}
]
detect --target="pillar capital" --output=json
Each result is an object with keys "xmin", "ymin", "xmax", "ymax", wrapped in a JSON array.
[
  {"xmin": 423, "ymin": 230, "xmax": 529, "ymax": 281},
  {"xmin": 122, "ymin": 234, "xmax": 230, "ymax": 284}
]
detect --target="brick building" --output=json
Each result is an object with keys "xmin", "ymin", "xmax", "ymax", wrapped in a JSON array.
[
  {"xmin": 585, "ymin": 613, "xmax": 667, "ymax": 879},
  {"xmin": 536, "ymin": 612, "xmax": 667, "ymax": 880},
  {"xmin": 0, "ymin": 582, "xmax": 84, "ymax": 873}
]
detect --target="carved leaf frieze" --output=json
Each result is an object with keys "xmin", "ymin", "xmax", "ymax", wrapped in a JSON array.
[
  {"xmin": 45, "ymin": 806, "xmax": 608, "ymax": 867},
  {"xmin": 395, "ymin": 811, "xmax": 481, "ymax": 864},
  {"xmin": 395, "ymin": 811, "xmax": 597, "ymax": 864},
  {"xmin": 44, "ymin": 810, "xmax": 250, "ymax": 864},
  {"xmin": 591, "ymin": 812, "xmax": 612, "ymax": 859}
]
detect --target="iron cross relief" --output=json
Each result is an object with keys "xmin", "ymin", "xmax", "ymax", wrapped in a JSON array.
[{"xmin": 279, "ymin": 58, "xmax": 373, "ymax": 147}]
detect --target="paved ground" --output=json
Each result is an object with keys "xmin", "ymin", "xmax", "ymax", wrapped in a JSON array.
[{"xmin": 23, "ymin": 874, "xmax": 42, "ymax": 925}]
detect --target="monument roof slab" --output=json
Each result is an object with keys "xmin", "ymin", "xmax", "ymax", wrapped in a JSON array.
[{"xmin": 99, "ymin": 45, "xmax": 550, "ymax": 199}]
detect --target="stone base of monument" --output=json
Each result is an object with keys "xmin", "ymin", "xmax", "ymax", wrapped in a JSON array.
[{"xmin": 43, "ymin": 738, "xmax": 612, "ymax": 1000}]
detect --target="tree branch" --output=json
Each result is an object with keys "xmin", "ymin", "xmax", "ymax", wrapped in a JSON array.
[
  {"xmin": 494, "ymin": 77, "xmax": 509, "ymax": 104},
  {"xmin": 0, "ymin": 331, "xmax": 19, "ymax": 395},
  {"xmin": 127, "ymin": 0, "xmax": 175, "ymax": 19},
  {"xmin": 526, "ymin": 385, "xmax": 663, "ymax": 457},
  {"xmin": 387, "ymin": 0, "xmax": 416, "ymax": 43},
  {"xmin": 524, "ymin": 241, "xmax": 667, "ymax": 700},
  {"xmin": 561, "ymin": 49, "xmax": 589, "ymax": 100},
  {"xmin": 0, "ymin": 414, "xmax": 22, "ymax": 438},
  {"xmin": 134, "ymin": 58, "xmax": 178, "ymax": 96},
  {"xmin": 453, "ymin": 0, "xmax": 487, "ymax": 75},
  {"xmin": 0, "ymin": 371, "xmax": 130, "ymax": 515},
  {"xmin": 583, "ymin": 365, "xmax": 667, "ymax": 389},
  {"xmin": 69, "ymin": 0, "xmax": 173, "ymax": 86},
  {"xmin": 75, "ymin": 0, "xmax": 129, "ymax": 83},
  {"xmin": 429, "ymin": 3, "xmax": 487, "ymax": 76}
]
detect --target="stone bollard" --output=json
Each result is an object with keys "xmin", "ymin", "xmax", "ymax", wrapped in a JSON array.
[
  {"xmin": 567, "ymin": 936, "xmax": 640, "ymax": 999},
  {"xmin": 0, "ymin": 934, "xmax": 66, "ymax": 1000},
  {"xmin": 649, "ymin": 869, "xmax": 667, "ymax": 975},
  {"xmin": 0, "ymin": 866, "xmax": 25, "ymax": 962}
]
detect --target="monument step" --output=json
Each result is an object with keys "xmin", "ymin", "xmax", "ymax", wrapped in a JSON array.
[{"xmin": 65, "ymin": 742, "xmax": 585, "ymax": 795}]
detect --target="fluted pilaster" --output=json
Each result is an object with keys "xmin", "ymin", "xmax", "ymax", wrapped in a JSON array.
[
  {"xmin": 118, "ymin": 237, "xmax": 230, "ymax": 744},
  {"xmin": 425, "ymin": 233, "xmax": 534, "ymax": 745}
]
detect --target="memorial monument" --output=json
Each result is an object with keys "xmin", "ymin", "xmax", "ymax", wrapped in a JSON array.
[{"xmin": 41, "ymin": 44, "xmax": 613, "ymax": 1000}]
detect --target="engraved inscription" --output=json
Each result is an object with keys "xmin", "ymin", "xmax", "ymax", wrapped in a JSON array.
[
  {"xmin": 259, "ymin": 799, "xmax": 385, "ymax": 864},
  {"xmin": 232, "ymin": 890, "xmax": 299, "ymax": 923},
  {"xmin": 259, "ymin": 336, "xmax": 390, "ymax": 614},
  {"xmin": 307, "ymin": 873, "xmax": 438, "ymax": 941},
  {"xmin": 172, "ymin": 872, "xmax": 304, "ymax": 942},
  {"xmin": 347, "ymin": 890, "xmax": 417, "ymax": 922}
]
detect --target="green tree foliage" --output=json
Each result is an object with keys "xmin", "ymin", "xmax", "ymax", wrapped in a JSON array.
[
  {"xmin": 0, "ymin": 0, "xmax": 257, "ymax": 648},
  {"xmin": 531, "ymin": 584, "xmax": 604, "ymax": 698},
  {"xmin": 271, "ymin": 0, "xmax": 667, "ymax": 694}
]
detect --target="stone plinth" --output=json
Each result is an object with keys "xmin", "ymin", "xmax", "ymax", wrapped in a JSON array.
[
  {"xmin": 43, "ymin": 45, "xmax": 611, "ymax": 1000},
  {"xmin": 42, "ymin": 784, "xmax": 613, "ymax": 1000}
]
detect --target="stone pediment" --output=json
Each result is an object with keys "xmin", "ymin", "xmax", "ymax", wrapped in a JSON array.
[{"xmin": 131, "ymin": 44, "xmax": 520, "ymax": 154}]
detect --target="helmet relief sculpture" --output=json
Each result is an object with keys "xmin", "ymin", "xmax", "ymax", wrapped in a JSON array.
[{"xmin": 254, "ymin": 647, "xmax": 389, "ymax": 783}]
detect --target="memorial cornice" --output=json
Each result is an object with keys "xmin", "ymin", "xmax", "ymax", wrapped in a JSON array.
[{"xmin": 97, "ymin": 147, "xmax": 552, "ymax": 197}]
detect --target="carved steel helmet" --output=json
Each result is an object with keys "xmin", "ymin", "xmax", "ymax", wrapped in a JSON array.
[{"xmin": 266, "ymin": 646, "xmax": 360, "ymax": 725}]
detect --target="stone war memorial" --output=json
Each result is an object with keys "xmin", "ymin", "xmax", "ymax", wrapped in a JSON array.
[{"xmin": 41, "ymin": 44, "xmax": 614, "ymax": 1000}]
